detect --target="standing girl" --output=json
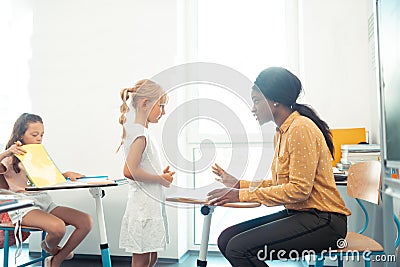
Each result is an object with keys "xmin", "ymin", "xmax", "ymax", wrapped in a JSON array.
[
  {"xmin": 118, "ymin": 79, "xmax": 174, "ymax": 267},
  {"xmin": 0, "ymin": 113, "xmax": 93, "ymax": 267}
]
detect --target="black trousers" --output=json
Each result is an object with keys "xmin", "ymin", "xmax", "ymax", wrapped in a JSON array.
[{"xmin": 217, "ymin": 209, "xmax": 347, "ymax": 267}]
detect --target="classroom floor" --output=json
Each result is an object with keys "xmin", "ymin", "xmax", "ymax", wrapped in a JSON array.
[
  {"xmin": 1, "ymin": 249, "xmax": 228, "ymax": 267},
  {"xmin": 2, "ymin": 246, "xmax": 310, "ymax": 266}
]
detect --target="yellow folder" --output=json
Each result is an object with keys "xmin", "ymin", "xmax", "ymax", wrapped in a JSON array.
[
  {"xmin": 331, "ymin": 128, "xmax": 366, "ymax": 167},
  {"xmin": 14, "ymin": 144, "xmax": 67, "ymax": 187}
]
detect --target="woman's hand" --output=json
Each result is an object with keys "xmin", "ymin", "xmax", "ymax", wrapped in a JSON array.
[
  {"xmin": 63, "ymin": 171, "xmax": 84, "ymax": 181},
  {"xmin": 160, "ymin": 166, "xmax": 175, "ymax": 187},
  {"xmin": 212, "ymin": 163, "xmax": 239, "ymax": 188},
  {"xmin": 5, "ymin": 142, "xmax": 26, "ymax": 157},
  {"xmin": 207, "ymin": 187, "xmax": 240, "ymax": 206}
]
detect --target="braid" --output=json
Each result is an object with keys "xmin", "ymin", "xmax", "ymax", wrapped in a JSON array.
[
  {"xmin": 116, "ymin": 87, "xmax": 137, "ymax": 152},
  {"xmin": 116, "ymin": 79, "xmax": 165, "ymax": 152},
  {"xmin": 119, "ymin": 88, "xmax": 131, "ymax": 125}
]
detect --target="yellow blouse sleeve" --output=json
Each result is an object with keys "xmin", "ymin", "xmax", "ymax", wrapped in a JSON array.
[{"xmin": 239, "ymin": 179, "xmax": 273, "ymax": 189}]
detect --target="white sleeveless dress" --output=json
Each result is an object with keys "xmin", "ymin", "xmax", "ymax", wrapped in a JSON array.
[{"xmin": 119, "ymin": 124, "xmax": 169, "ymax": 253}]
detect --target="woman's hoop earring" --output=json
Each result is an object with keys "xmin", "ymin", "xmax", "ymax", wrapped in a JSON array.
[{"xmin": 273, "ymin": 103, "xmax": 279, "ymax": 107}]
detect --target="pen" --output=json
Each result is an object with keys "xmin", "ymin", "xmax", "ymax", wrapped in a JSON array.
[
  {"xmin": 81, "ymin": 176, "xmax": 108, "ymax": 179},
  {"xmin": 66, "ymin": 176, "xmax": 108, "ymax": 181}
]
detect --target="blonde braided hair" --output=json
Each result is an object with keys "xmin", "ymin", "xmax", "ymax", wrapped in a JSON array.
[{"xmin": 117, "ymin": 79, "xmax": 166, "ymax": 152}]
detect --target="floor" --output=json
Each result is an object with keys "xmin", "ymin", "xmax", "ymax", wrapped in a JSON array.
[
  {"xmin": 1, "ymin": 248, "xmax": 228, "ymax": 267},
  {"xmin": 1, "ymin": 246, "xmax": 310, "ymax": 266}
]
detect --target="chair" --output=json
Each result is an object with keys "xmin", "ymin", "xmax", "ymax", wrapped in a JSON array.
[
  {"xmin": 313, "ymin": 161, "xmax": 400, "ymax": 267},
  {"xmin": 0, "ymin": 224, "xmax": 47, "ymax": 267},
  {"xmin": 0, "ymin": 174, "xmax": 47, "ymax": 267}
]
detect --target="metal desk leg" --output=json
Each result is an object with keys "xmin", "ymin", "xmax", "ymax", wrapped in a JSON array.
[
  {"xmin": 89, "ymin": 187, "xmax": 112, "ymax": 267},
  {"xmin": 197, "ymin": 205, "xmax": 215, "ymax": 267},
  {"xmin": 383, "ymin": 188, "xmax": 396, "ymax": 267}
]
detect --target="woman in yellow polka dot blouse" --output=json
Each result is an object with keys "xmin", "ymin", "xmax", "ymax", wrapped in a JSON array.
[{"xmin": 207, "ymin": 67, "xmax": 351, "ymax": 267}]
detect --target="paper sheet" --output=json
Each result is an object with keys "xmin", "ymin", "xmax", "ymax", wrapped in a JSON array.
[
  {"xmin": 15, "ymin": 144, "xmax": 113, "ymax": 188},
  {"xmin": 15, "ymin": 144, "xmax": 67, "ymax": 187}
]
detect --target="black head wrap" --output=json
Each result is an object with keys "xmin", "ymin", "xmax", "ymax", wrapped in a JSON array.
[{"xmin": 253, "ymin": 67, "xmax": 302, "ymax": 107}]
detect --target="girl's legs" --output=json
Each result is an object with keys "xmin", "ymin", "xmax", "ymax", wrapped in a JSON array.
[
  {"xmin": 132, "ymin": 252, "xmax": 151, "ymax": 267},
  {"xmin": 21, "ymin": 209, "xmax": 66, "ymax": 267},
  {"xmin": 149, "ymin": 252, "xmax": 158, "ymax": 267},
  {"xmin": 22, "ymin": 209, "xmax": 66, "ymax": 252},
  {"xmin": 48, "ymin": 206, "xmax": 93, "ymax": 267}
]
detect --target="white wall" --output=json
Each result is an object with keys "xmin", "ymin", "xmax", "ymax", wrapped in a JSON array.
[
  {"xmin": 297, "ymin": 0, "xmax": 379, "ymax": 142},
  {"xmin": 24, "ymin": 0, "xmax": 379, "ymax": 261},
  {"xmin": 28, "ymin": 0, "xmax": 187, "ymax": 260}
]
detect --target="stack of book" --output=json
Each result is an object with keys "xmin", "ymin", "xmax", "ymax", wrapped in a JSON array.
[{"xmin": 339, "ymin": 144, "xmax": 380, "ymax": 169}]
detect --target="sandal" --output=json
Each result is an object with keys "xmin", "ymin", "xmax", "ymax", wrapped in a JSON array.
[
  {"xmin": 41, "ymin": 240, "xmax": 74, "ymax": 260},
  {"xmin": 41, "ymin": 241, "xmax": 58, "ymax": 255},
  {"xmin": 63, "ymin": 249, "xmax": 74, "ymax": 260},
  {"xmin": 44, "ymin": 256, "xmax": 53, "ymax": 267}
]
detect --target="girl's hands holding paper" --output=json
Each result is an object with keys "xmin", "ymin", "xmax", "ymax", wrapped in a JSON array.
[
  {"xmin": 7, "ymin": 141, "xmax": 26, "ymax": 156},
  {"xmin": 160, "ymin": 165, "xmax": 175, "ymax": 187},
  {"xmin": 63, "ymin": 171, "xmax": 84, "ymax": 181}
]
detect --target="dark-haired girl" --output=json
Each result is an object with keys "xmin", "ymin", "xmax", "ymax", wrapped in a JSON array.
[{"xmin": 0, "ymin": 113, "xmax": 93, "ymax": 267}]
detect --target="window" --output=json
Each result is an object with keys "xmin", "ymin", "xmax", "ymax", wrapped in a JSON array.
[
  {"xmin": 194, "ymin": 0, "xmax": 287, "ymax": 140},
  {"xmin": 189, "ymin": 0, "xmax": 288, "ymax": 248},
  {"xmin": 197, "ymin": 0, "xmax": 287, "ymax": 79},
  {"xmin": 0, "ymin": 1, "xmax": 32, "ymax": 147}
]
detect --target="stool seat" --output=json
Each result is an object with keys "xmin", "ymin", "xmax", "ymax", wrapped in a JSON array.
[{"xmin": 336, "ymin": 232, "xmax": 383, "ymax": 253}]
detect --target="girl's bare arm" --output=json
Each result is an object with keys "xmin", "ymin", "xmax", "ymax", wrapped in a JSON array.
[{"xmin": 124, "ymin": 136, "xmax": 173, "ymax": 187}]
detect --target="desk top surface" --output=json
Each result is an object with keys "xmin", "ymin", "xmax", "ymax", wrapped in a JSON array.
[
  {"xmin": 0, "ymin": 199, "xmax": 34, "ymax": 213},
  {"xmin": 166, "ymin": 197, "xmax": 261, "ymax": 208},
  {"xmin": 25, "ymin": 180, "xmax": 118, "ymax": 191}
]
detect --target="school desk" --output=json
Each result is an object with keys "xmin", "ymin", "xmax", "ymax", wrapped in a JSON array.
[
  {"xmin": 0, "ymin": 199, "xmax": 34, "ymax": 213},
  {"xmin": 26, "ymin": 180, "xmax": 120, "ymax": 267},
  {"xmin": 0, "ymin": 199, "xmax": 36, "ymax": 267},
  {"xmin": 166, "ymin": 197, "xmax": 260, "ymax": 267}
]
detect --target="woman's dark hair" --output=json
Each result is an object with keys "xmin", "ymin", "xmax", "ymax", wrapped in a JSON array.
[
  {"xmin": 254, "ymin": 67, "xmax": 334, "ymax": 158},
  {"xmin": 5, "ymin": 113, "xmax": 43, "ymax": 173}
]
